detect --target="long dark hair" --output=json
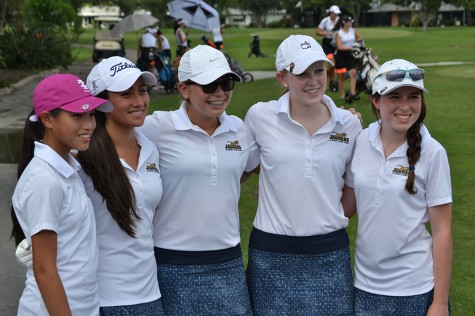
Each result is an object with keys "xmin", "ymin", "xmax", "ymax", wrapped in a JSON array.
[
  {"xmin": 372, "ymin": 94, "xmax": 426, "ymax": 194},
  {"xmin": 11, "ymin": 109, "xmax": 59, "ymax": 246},
  {"xmin": 77, "ymin": 92, "xmax": 140, "ymax": 238}
]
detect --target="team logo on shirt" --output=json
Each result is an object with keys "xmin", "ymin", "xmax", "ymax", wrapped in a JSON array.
[
  {"xmin": 329, "ymin": 132, "xmax": 350, "ymax": 144},
  {"xmin": 225, "ymin": 140, "xmax": 242, "ymax": 151},
  {"xmin": 146, "ymin": 162, "xmax": 160, "ymax": 173},
  {"xmin": 392, "ymin": 165, "xmax": 409, "ymax": 176}
]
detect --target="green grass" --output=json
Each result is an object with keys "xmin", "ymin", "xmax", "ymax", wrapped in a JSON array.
[{"xmin": 76, "ymin": 26, "xmax": 475, "ymax": 314}]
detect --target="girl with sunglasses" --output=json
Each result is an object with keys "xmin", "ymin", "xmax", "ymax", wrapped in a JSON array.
[
  {"xmin": 243, "ymin": 35, "xmax": 362, "ymax": 315},
  {"xmin": 140, "ymin": 45, "xmax": 253, "ymax": 315},
  {"xmin": 346, "ymin": 59, "xmax": 452, "ymax": 315},
  {"xmin": 11, "ymin": 74, "xmax": 112, "ymax": 315}
]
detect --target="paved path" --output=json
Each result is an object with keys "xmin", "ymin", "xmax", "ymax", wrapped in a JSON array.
[{"xmin": 0, "ymin": 58, "xmax": 274, "ymax": 315}]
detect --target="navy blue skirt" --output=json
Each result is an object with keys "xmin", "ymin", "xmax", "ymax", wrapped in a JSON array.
[
  {"xmin": 246, "ymin": 247, "xmax": 354, "ymax": 315},
  {"xmin": 156, "ymin": 257, "xmax": 252, "ymax": 315},
  {"xmin": 355, "ymin": 288, "xmax": 450, "ymax": 316},
  {"xmin": 99, "ymin": 298, "xmax": 165, "ymax": 316}
]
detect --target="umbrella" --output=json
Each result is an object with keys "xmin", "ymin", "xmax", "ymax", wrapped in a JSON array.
[
  {"xmin": 167, "ymin": 0, "xmax": 220, "ymax": 32},
  {"xmin": 110, "ymin": 14, "xmax": 159, "ymax": 38}
]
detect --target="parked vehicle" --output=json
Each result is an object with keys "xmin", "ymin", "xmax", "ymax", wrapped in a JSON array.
[{"xmin": 92, "ymin": 17, "xmax": 126, "ymax": 62}]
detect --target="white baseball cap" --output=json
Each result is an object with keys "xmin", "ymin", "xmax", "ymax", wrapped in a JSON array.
[
  {"xmin": 178, "ymin": 45, "xmax": 241, "ymax": 84},
  {"xmin": 329, "ymin": 5, "xmax": 341, "ymax": 14},
  {"xmin": 87, "ymin": 56, "xmax": 157, "ymax": 96},
  {"xmin": 276, "ymin": 35, "xmax": 333, "ymax": 75},
  {"xmin": 372, "ymin": 59, "xmax": 429, "ymax": 95}
]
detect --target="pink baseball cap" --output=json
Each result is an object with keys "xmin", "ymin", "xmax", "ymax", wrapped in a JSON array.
[{"xmin": 31, "ymin": 74, "xmax": 112, "ymax": 122}]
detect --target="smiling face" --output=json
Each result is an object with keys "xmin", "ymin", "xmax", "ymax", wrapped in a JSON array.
[
  {"xmin": 105, "ymin": 77, "xmax": 150, "ymax": 129},
  {"xmin": 178, "ymin": 76, "xmax": 233, "ymax": 127},
  {"xmin": 372, "ymin": 86, "xmax": 423, "ymax": 136},
  {"xmin": 278, "ymin": 61, "xmax": 327, "ymax": 108},
  {"xmin": 41, "ymin": 109, "xmax": 96, "ymax": 158}
]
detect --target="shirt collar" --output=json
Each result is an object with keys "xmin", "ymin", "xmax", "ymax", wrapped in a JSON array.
[
  {"xmin": 34, "ymin": 141, "xmax": 81, "ymax": 178},
  {"xmin": 170, "ymin": 101, "xmax": 237, "ymax": 134},
  {"xmin": 276, "ymin": 92, "xmax": 343, "ymax": 126}
]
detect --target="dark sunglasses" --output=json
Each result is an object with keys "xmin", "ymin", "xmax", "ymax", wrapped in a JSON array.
[
  {"xmin": 383, "ymin": 69, "xmax": 424, "ymax": 82},
  {"xmin": 189, "ymin": 78, "xmax": 235, "ymax": 94}
]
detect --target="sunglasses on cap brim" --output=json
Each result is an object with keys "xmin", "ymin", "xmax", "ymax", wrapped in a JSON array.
[
  {"xmin": 381, "ymin": 69, "xmax": 424, "ymax": 82},
  {"xmin": 188, "ymin": 78, "xmax": 235, "ymax": 94}
]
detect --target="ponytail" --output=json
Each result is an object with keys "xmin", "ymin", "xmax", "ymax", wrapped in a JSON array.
[{"xmin": 77, "ymin": 104, "xmax": 140, "ymax": 238}]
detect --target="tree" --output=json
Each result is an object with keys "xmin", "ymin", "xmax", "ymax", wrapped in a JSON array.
[
  {"xmin": 382, "ymin": 0, "xmax": 443, "ymax": 30},
  {"xmin": 239, "ymin": 0, "xmax": 282, "ymax": 28}
]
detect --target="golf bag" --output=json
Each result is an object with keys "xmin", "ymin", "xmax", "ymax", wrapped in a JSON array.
[
  {"xmin": 248, "ymin": 34, "xmax": 267, "ymax": 58},
  {"xmin": 155, "ymin": 51, "xmax": 176, "ymax": 94},
  {"xmin": 345, "ymin": 43, "xmax": 380, "ymax": 103}
]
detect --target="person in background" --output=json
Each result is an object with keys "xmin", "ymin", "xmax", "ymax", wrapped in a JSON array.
[
  {"xmin": 11, "ymin": 74, "xmax": 112, "ymax": 315},
  {"xmin": 174, "ymin": 19, "xmax": 189, "ymax": 58},
  {"xmin": 333, "ymin": 15, "xmax": 362, "ymax": 102},
  {"xmin": 140, "ymin": 45, "xmax": 253, "ymax": 315},
  {"xmin": 244, "ymin": 35, "xmax": 361, "ymax": 315},
  {"xmin": 138, "ymin": 27, "xmax": 158, "ymax": 75},
  {"xmin": 316, "ymin": 5, "xmax": 341, "ymax": 92},
  {"xmin": 213, "ymin": 23, "xmax": 225, "ymax": 50},
  {"xmin": 156, "ymin": 28, "xmax": 171, "ymax": 60},
  {"xmin": 346, "ymin": 59, "xmax": 452, "ymax": 316}
]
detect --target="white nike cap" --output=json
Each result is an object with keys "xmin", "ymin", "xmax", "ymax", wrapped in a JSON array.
[{"xmin": 178, "ymin": 45, "xmax": 241, "ymax": 84}]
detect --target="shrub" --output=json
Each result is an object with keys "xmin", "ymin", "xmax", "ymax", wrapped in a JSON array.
[{"xmin": 0, "ymin": 26, "xmax": 73, "ymax": 70}]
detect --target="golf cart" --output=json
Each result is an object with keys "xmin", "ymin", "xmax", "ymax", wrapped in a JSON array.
[{"xmin": 92, "ymin": 16, "xmax": 126, "ymax": 62}]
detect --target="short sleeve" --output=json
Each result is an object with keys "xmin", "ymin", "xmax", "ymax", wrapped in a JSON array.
[{"xmin": 244, "ymin": 104, "xmax": 261, "ymax": 171}]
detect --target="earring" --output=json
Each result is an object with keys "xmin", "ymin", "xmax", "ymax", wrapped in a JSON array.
[{"xmin": 284, "ymin": 83, "xmax": 288, "ymax": 88}]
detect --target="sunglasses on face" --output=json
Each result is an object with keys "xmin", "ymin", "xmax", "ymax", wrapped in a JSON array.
[
  {"xmin": 382, "ymin": 69, "xmax": 425, "ymax": 82},
  {"xmin": 189, "ymin": 78, "xmax": 235, "ymax": 94}
]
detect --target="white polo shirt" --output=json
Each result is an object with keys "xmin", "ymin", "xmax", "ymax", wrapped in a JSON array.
[
  {"xmin": 245, "ymin": 93, "xmax": 362, "ymax": 236},
  {"xmin": 12, "ymin": 142, "xmax": 99, "ymax": 316},
  {"xmin": 82, "ymin": 130, "xmax": 162, "ymax": 306},
  {"xmin": 140, "ymin": 102, "xmax": 251, "ymax": 251},
  {"xmin": 141, "ymin": 32, "xmax": 156, "ymax": 48},
  {"xmin": 318, "ymin": 16, "xmax": 339, "ymax": 39},
  {"xmin": 350, "ymin": 122, "xmax": 452, "ymax": 296}
]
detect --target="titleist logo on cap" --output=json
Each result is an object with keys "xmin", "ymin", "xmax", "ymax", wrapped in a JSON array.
[{"xmin": 109, "ymin": 62, "xmax": 138, "ymax": 77}]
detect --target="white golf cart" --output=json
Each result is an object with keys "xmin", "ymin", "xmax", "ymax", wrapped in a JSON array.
[{"xmin": 92, "ymin": 16, "xmax": 126, "ymax": 62}]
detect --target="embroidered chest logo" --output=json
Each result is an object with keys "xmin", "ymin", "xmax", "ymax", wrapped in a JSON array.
[
  {"xmin": 392, "ymin": 165, "xmax": 409, "ymax": 176},
  {"xmin": 146, "ymin": 162, "xmax": 160, "ymax": 173},
  {"xmin": 329, "ymin": 132, "xmax": 350, "ymax": 144},
  {"xmin": 225, "ymin": 140, "xmax": 242, "ymax": 151}
]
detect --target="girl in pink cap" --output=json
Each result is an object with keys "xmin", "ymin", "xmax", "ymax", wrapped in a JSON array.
[{"xmin": 11, "ymin": 74, "xmax": 112, "ymax": 315}]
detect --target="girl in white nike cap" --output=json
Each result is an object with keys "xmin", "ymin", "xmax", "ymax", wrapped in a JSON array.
[
  {"xmin": 347, "ymin": 59, "xmax": 452, "ymax": 315},
  {"xmin": 11, "ymin": 74, "xmax": 112, "ymax": 315},
  {"xmin": 140, "ymin": 45, "xmax": 253, "ymax": 315},
  {"xmin": 244, "ymin": 34, "xmax": 362, "ymax": 315}
]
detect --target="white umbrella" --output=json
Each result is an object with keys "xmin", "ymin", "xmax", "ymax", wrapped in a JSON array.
[
  {"xmin": 110, "ymin": 14, "xmax": 159, "ymax": 38},
  {"xmin": 167, "ymin": 0, "xmax": 220, "ymax": 32}
]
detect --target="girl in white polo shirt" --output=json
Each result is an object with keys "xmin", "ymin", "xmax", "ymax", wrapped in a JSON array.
[
  {"xmin": 81, "ymin": 56, "xmax": 165, "ymax": 315},
  {"xmin": 141, "ymin": 45, "xmax": 253, "ymax": 315},
  {"xmin": 11, "ymin": 74, "xmax": 112, "ymax": 315},
  {"xmin": 244, "ymin": 35, "xmax": 362, "ymax": 315},
  {"xmin": 348, "ymin": 59, "xmax": 452, "ymax": 315}
]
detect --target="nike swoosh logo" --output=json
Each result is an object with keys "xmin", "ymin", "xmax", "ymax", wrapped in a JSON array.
[{"xmin": 209, "ymin": 58, "xmax": 220, "ymax": 62}]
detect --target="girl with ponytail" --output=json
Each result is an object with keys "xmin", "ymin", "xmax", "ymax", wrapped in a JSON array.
[
  {"xmin": 11, "ymin": 74, "xmax": 112, "ymax": 315},
  {"xmin": 347, "ymin": 59, "xmax": 452, "ymax": 315}
]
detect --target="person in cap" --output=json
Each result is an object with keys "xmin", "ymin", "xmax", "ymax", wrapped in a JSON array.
[
  {"xmin": 332, "ymin": 15, "xmax": 363, "ymax": 102},
  {"xmin": 81, "ymin": 56, "xmax": 165, "ymax": 315},
  {"xmin": 174, "ymin": 19, "xmax": 189, "ymax": 58},
  {"xmin": 243, "ymin": 34, "xmax": 361, "ymax": 315},
  {"xmin": 345, "ymin": 59, "xmax": 452, "ymax": 315},
  {"xmin": 156, "ymin": 28, "xmax": 171, "ymax": 60},
  {"xmin": 212, "ymin": 23, "xmax": 225, "ymax": 50},
  {"xmin": 11, "ymin": 74, "xmax": 112, "ymax": 315},
  {"xmin": 140, "ymin": 45, "xmax": 253, "ymax": 315},
  {"xmin": 138, "ymin": 27, "xmax": 158, "ymax": 75},
  {"xmin": 316, "ymin": 5, "xmax": 341, "ymax": 91}
]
